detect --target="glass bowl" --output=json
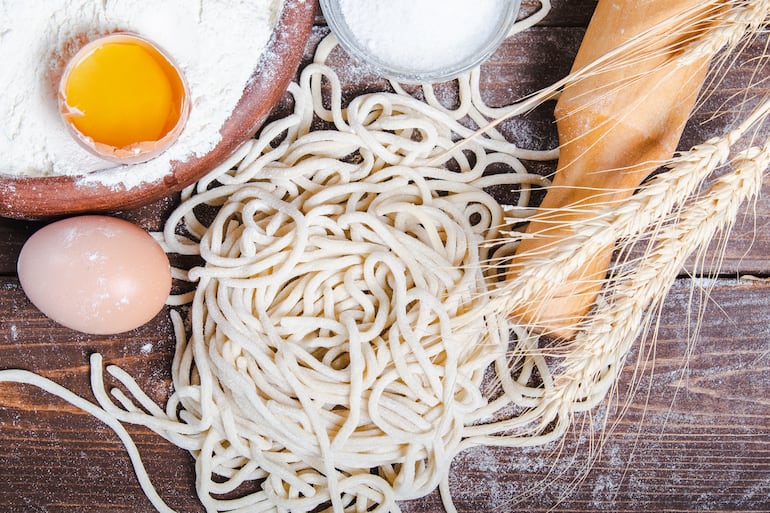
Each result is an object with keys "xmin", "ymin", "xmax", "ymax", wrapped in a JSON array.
[{"xmin": 320, "ymin": 0, "xmax": 522, "ymax": 83}]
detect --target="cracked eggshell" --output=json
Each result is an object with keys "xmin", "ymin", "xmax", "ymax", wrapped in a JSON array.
[{"xmin": 17, "ymin": 215, "xmax": 172, "ymax": 335}]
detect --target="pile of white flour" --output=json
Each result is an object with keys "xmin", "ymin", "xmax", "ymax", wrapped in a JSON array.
[
  {"xmin": 0, "ymin": 0, "xmax": 282, "ymax": 188},
  {"xmin": 338, "ymin": 0, "xmax": 508, "ymax": 72}
]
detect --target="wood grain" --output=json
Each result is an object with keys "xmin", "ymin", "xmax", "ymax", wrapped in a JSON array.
[
  {"xmin": 2, "ymin": 278, "xmax": 769, "ymax": 512},
  {"xmin": 1, "ymin": 1, "xmax": 769, "ymax": 512},
  {"xmin": 403, "ymin": 279, "xmax": 770, "ymax": 513}
]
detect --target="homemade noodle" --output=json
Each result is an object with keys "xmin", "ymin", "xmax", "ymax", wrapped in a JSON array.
[{"xmin": 147, "ymin": 55, "xmax": 550, "ymax": 510}]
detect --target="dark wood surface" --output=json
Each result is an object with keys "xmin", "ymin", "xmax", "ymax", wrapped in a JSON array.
[{"xmin": 2, "ymin": 1, "xmax": 770, "ymax": 511}]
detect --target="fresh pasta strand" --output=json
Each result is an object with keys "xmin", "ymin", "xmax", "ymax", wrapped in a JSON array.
[{"xmin": 0, "ymin": 365, "xmax": 176, "ymax": 513}]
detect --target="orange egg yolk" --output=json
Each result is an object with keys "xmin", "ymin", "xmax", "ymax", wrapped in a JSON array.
[{"xmin": 61, "ymin": 35, "xmax": 186, "ymax": 149}]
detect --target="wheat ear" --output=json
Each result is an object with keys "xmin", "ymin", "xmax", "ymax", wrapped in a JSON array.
[
  {"xmin": 493, "ymin": 97, "xmax": 770, "ymax": 318},
  {"xmin": 470, "ymin": 93, "xmax": 769, "ymax": 443},
  {"xmin": 549, "ymin": 136, "xmax": 770, "ymax": 415},
  {"xmin": 677, "ymin": 0, "xmax": 770, "ymax": 65},
  {"xmin": 435, "ymin": 0, "xmax": 769, "ymax": 166}
]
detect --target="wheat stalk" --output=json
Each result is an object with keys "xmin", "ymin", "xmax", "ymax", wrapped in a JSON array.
[
  {"xmin": 492, "ymin": 97, "xmax": 770, "ymax": 320},
  {"xmin": 472, "ymin": 50, "xmax": 769, "ymax": 448},
  {"xmin": 552, "ymin": 136, "xmax": 770, "ymax": 413},
  {"xmin": 677, "ymin": 0, "xmax": 770, "ymax": 65},
  {"xmin": 432, "ymin": 0, "xmax": 769, "ymax": 167},
  {"xmin": 470, "ymin": 131, "xmax": 770, "ymax": 447}
]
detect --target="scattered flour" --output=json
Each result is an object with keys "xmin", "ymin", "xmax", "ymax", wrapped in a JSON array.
[{"xmin": 0, "ymin": 0, "xmax": 283, "ymax": 188}]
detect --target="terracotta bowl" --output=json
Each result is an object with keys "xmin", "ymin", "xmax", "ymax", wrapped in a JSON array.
[{"xmin": 0, "ymin": 0, "xmax": 316, "ymax": 220}]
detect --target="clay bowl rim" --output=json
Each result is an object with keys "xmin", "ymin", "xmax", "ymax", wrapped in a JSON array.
[{"xmin": 0, "ymin": 0, "xmax": 316, "ymax": 220}]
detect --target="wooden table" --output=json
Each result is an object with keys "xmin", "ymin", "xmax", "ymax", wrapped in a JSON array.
[{"xmin": 2, "ymin": 1, "xmax": 769, "ymax": 511}]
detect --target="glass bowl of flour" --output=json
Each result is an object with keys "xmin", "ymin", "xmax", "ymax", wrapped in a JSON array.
[{"xmin": 320, "ymin": 0, "xmax": 521, "ymax": 83}]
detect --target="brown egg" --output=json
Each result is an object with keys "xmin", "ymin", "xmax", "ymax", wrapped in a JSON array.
[{"xmin": 17, "ymin": 215, "xmax": 172, "ymax": 335}]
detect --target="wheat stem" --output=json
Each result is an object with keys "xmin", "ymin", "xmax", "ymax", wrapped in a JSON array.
[
  {"xmin": 493, "ymin": 96, "xmax": 770, "ymax": 324},
  {"xmin": 551, "ymin": 136, "xmax": 770, "ymax": 412}
]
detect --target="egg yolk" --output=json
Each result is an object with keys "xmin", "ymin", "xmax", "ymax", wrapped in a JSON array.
[{"xmin": 61, "ymin": 35, "xmax": 186, "ymax": 149}]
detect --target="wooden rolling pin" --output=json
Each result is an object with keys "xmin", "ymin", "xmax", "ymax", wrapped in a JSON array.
[{"xmin": 510, "ymin": 0, "xmax": 722, "ymax": 339}]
